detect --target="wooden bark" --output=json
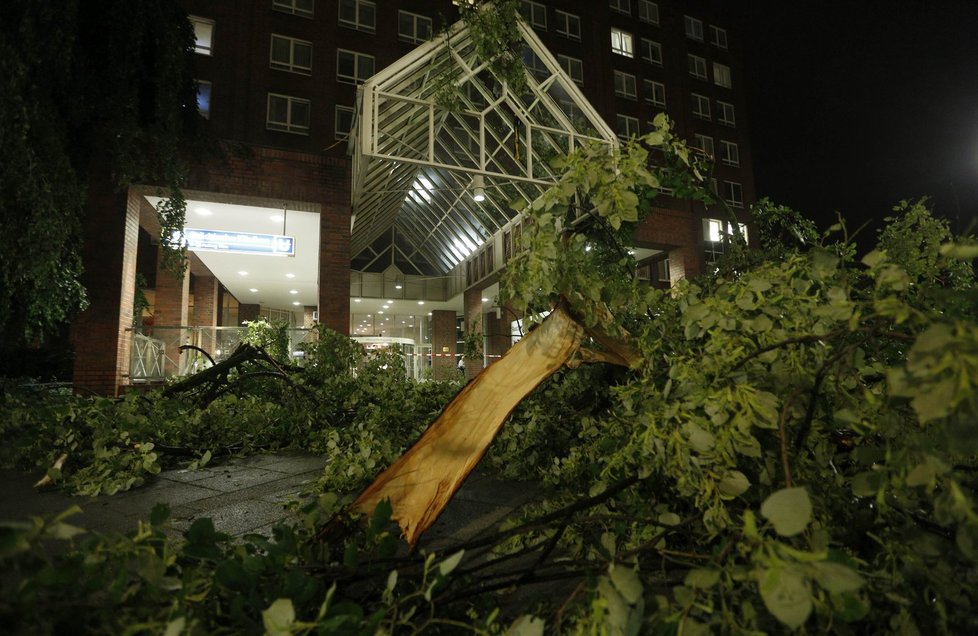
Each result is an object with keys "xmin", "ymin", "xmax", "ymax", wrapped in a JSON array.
[{"xmin": 350, "ymin": 305, "xmax": 585, "ymax": 547}]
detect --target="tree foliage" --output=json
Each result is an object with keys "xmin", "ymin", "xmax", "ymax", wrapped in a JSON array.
[{"xmin": 0, "ymin": 0, "xmax": 205, "ymax": 345}]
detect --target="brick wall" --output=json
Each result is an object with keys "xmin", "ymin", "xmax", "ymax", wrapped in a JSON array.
[{"xmin": 430, "ymin": 309, "xmax": 457, "ymax": 381}]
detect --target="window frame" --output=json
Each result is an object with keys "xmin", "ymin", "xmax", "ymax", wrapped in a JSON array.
[
  {"xmin": 692, "ymin": 93, "xmax": 711, "ymax": 120},
  {"xmin": 611, "ymin": 28, "xmax": 634, "ymax": 58},
  {"xmin": 269, "ymin": 34, "xmax": 313, "ymax": 74},
  {"xmin": 189, "ymin": 16, "xmax": 215, "ymax": 55},
  {"xmin": 684, "ymin": 15, "xmax": 704, "ymax": 41},
  {"xmin": 196, "ymin": 80, "xmax": 212, "ymax": 119},
  {"xmin": 336, "ymin": 48, "xmax": 376, "ymax": 84},
  {"xmin": 720, "ymin": 140, "xmax": 740, "ymax": 166},
  {"xmin": 554, "ymin": 10, "xmax": 581, "ymax": 41},
  {"xmin": 272, "ymin": 0, "xmax": 314, "ymax": 17},
  {"xmin": 722, "ymin": 181, "xmax": 744, "ymax": 208},
  {"xmin": 398, "ymin": 10, "xmax": 433, "ymax": 44},
  {"xmin": 693, "ymin": 133, "xmax": 714, "ymax": 159},
  {"xmin": 717, "ymin": 100, "xmax": 736, "ymax": 126},
  {"xmin": 643, "ymin": 79, "xmax": 665, "ymax": 107},
  {"xmin": 266, "ymin": 93, "xmax": 311, "ymax": 135},
  {"xmin": 338, "ymin": 0, "xmax": 376, "ymax": 33},
  {"xmin": 609, "ymin": 0, "xmax": 631, "ymax": 16},
  {"xmin": 640, "ymin": 38, "xmax": 662, "ymax": 65},
  {"xmin": 688, "ymin": 54, "xmax": 708, "ymax": 80},
  {"xmin": 709, "ymin": 25, "xmax": 728, "ymax": 49},
  {"xmin": 616, "ymin": 114, "xmax": 640, "ymax": 139},
  {"xmin": 520, "ymin": 0, "xmax": 547, "ymax": 29},
  {"xmin": 713, "ymin": 62, "xmax": 732, "ymax": 88},
  {"xmin": 557, "ymin": 54, "xmax": 584, "ymax": 85},
  {"xmin": 335, "ymin": 105, "xmax": 355, "ymax": 140},
  {"xmin": 638, "ymin": 0, "xmax": 659, "ymax": 25},
  {"xmin": 522, "ymin": 48, "xmax": 548, "ymax": 78},
  {"xmin": 614, "ymin": 70, "xmax": 637, "ymax": 100}
]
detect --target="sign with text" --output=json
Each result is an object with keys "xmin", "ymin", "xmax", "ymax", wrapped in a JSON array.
[{"xmin": 178, "ymin": 228, "xmax": 295, "ymax": 256}]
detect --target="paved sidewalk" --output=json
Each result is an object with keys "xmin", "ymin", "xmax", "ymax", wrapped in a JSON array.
[{"xmin": 0, "ymin": 452, "xmax": 539, "ymax": 547}]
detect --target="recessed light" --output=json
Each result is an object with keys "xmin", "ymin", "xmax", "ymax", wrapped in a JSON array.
[
  {"xmin": 249, "ymin": 288, "xmax": 258, "ymax": 293},
  {"xmin": 354, "ymin": 298, "xmax": 362, "ymax": 303},
  {"xmin": 238, "ymin": 271, "xmax": 248, "ymax": 276},
  {"xmin": 271, "ymin": 214, "xmax": 284, "ymax": 222},
  {"xmin": 377, "ymin": 311, "xmax": 384, "ymax": 314},
  {"xmin": 481, "ymin": 297, "xmax": 489, "ymax": 302},
  {"xmin": 386, "ymin": 300, "xmax": 393, "ymax": 304},
  {"xmin": 401, "ymin": 321, "xmax": 405, "ymax": 324},
  {"xmin": 292, "ymin": 301, "xmax": 301, "ymax": 306},
  {"xmin": 195, "ymin": 207, "xmax": 212, "ymax": 216},
  {"xmin": 428, "ymin": 312, "xmax": 432, "ymax": 316},
  {"xmin": 285, "ymin": 273, "xmax": 295, "ymax": 279},
  {"xmin": 417, "ymin": 300, "xmax": 425, "ymax": 305},
  {"xmin": 382, "ymin": 305, "xmax": 389, "ymax": 309},
  {"xmin": 289, "ymin": 290, "xmax": 298, "ymax": 294}
]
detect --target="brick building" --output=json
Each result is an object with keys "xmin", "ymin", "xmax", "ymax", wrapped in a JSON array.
[{"xmin": 70, "ymin": 0, "xmax": 755, "ymax": 394}]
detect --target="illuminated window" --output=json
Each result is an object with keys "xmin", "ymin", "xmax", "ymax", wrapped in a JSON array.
[
  {"xmin": 611, "ymin": 28, "xmax": 634, "ymax": 57},
  {"xmin": 338, "ymin": 0, "xmax": 375, "ymax": 33},
  {"xmin": 270, "ymin": 34, "xmax": 312, "ymax": 74},
  {"xmin": 398, "ymin": 11, "xmax": 432, "ymax": 44},
  {"xmin": 267, "ymin": 93, "xmax": 310, "ymax": 134},
  {"xmin": 189, "ymin": 16, "xmax": 214, "ymax": 55},
  {"xmin": 713, "ymin": 62, "xmax": 732, "ymax": 88},
  {"xmin": 196, "ymin": 80, "xmax": 212, "ymax": 119}
]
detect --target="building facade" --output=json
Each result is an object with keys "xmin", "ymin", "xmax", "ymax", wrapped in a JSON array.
[{"xmin": 71, "ymin": 0, "xmax": 755, "ymax": 394}]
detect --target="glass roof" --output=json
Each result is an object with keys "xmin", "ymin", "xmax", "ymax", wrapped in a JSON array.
[{"xmin": 350, "ymin": 17, "xmax": 617, "ymax": 275}]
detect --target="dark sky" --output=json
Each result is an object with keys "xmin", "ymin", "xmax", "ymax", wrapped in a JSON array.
[{"xmin": 733, "ymin": 0, "xmax": 978, "ymax": 241}]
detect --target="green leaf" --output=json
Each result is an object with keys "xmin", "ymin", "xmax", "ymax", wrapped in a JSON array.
[
  {"xmin": 610, "ymin": 565, "xmax": 643, "ymax": 604},
  {"xmin": 760, "ymin": 487, "xmax": 813, "ymax": 537},
  {"xmin": 759, "ymin": 567, "xmax": 812, "ymax": 629},
  {"xmin": 911, "ymin": 377, "xmax": 955, "ymax": 423},
  {"xmin": 508, "ymin": 615, "xmax": 545, "ymax": 636},
  {"xmin": 438, "ymin": 549, "xmax": 464, "ymax": 576},
  {"xmin": 852, "ymin": 471, "xmax": 883, "ymax": 497},
  {"xmin": 684, "ymin": 568, "xmax": 721, "ymax": 589},
  {"xmin": 940, "ymin": 242, "xmax": 978, "ymax": 259},
  {"xmin": 811, "ymin": 562, "xmax": 864, "ymax": 593},
  {"xmin": 658, "ymin": 512, "xmax": 681, "ymax": 526},
  {"xmin": 684, "ymin": 422, "xmax": 715, "ymax": 452},
  {"xmin": 718, "ymin": 471, "xmax": 751, "ymax": 498},
  {"xmin": 163, "ymin": 617, "xmax": 186, "ymax": 636},
  {"xmin": 262, "ymin": 598, "xmax": 296, "ymax": 636},
  {"xmin": 150, "ymin": 503, "xmax": 171, "ymax": 526}
]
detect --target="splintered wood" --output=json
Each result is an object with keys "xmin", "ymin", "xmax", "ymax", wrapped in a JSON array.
[{"xmin": 350, "ymin": 305, "xmax": 585, "ymax": 547}]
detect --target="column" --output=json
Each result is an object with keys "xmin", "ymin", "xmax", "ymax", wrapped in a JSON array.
[
  {"xmin": 430, "ymin": 309, "xmax": 457, "ymax": 381},
  {"xmin": 154, "ymin": 245, "xmax": 190, "ymax": 375},
  {"xmin": 193, "ymin": 274, "xmax": 219, "ymax": 356},
  {"xmin": 462, "ymin": 286, "xmax": 485, "ymax": 380},
  {"xmin": 71, "ymin": 186, "xmax": 141, "ymax": 396},
  {"xmin": 318, "ymin": 199, "xmax": 351, "ymax": 335}
]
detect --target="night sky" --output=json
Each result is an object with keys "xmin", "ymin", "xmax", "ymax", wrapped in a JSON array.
[{"xmin": 733, "ymin": 0, "xmax": 978, "ymax": 243}]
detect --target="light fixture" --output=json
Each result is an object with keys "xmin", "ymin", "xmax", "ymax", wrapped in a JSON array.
[
  {"xmin": 270, "ymin": 214, "xmax": 283, "ymax": 222},
  {"xmin": 292, "ymin": 301, "xmax": 301, "ymax": 306},
  {"xmin": 472, "ymin": 175, "xmax": 486, "ymax": 202},
  {"xmin": 285, "ymin": 273, "xmax": 295, "ymax": 279},
  {"xmin": 354, "ymin": 298, "xmax": 362, "ymax": 303},
  {"xmin": 195, "ymin": 207, "xmax": 212, "ymax": 216},
  {"xmin": 238, "ymin": 271, "xmax": 248, "ymax": 276},
  {"xmin": 249, "ymin": 288, "xmax": 258, "ymax": 293},
  {"xmin": 378, "ymin": 310, "xmax": 384, "ymax": 315},
  {"xmin": 289, "ymin": 290, "xmax": 298, "ymax": 294},
  {"xmin": 394, "ymin": 277, "xmax": 403, "ymax": 290},
  {"xmin": 386, "ymin": 300, "xmax": 393, "ymax": 304},
  {"xmin": 417, "ymin": 300, "xmax": 425, "ymax": 305},
  {"xmin": 481, "ymin": 297, "xmax": 489, "ymax": 302}
]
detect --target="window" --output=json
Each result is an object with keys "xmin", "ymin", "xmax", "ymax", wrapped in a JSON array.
[
  {"xmin": 273, "ymin": 0, "xmax": 314, "ymax": 17},
  {"xmin": 638, "ymin": 0, "xmax": 659, "ymax": 24},
  {"xmin": 717, "ymin": 100, "xmax": 736, "ymax": 126},
  {"xmin": 197, "ymin": 81, "xmax": 212, "ymax": 119},
  {"xmin": 684, "ymin": 15, "xmax": 704, "ymax": 41},
  {"xmin": 688, "ymin": 54, "xmax": 707, "ymax": 80},
  {"xmin": 614, "ymin": 71, "xmax": 637, "ymax": 100},
  {"xmin": 336, "ymin": 49, "xmax": 375, "ymax": 84},
  {"xmin": 611, "ymin": 28, "xmax": 634, "ymax": 57},
  {"xmin": 557, "ymin": 54, "xmax": 583, "ymax": 85},
  {"xmin": 335, "ymin": 106, "xmax": 354, "ymax": 140},
  {"xmin": 189, "ymin": 16, "xmax": 214, "ymax": 55},
  {"xmin": 398, "ymin": 11, "xmax": 432, "ymax": 44},
  {"xmin": 705, "ymin": 218, "xmax": 747, "ymax": 243},
  {"xmin": 338, "ymin": 0, "xmax": 375, "ymax": 33},
  {"xmin": 720, "ymin": 140, "xmax": 740, "ymax": 166},
  {"xmin": 522, "ymin": 48, "xmax": 547, "ymax": 78},
  {"xmin": 270, "ymin": 35, "xmax": 312, "ymax": 74},
  {"xmin": 709, "ymin": 25, "xmax": 728, "ymax": 49},
  {"xmin": 692, "ymin": 93, "xmax": 711, "ymax": 120},
  {"xmin": 267, "ymin": 94, "xmax": 310, "ymax": 134},
  {"xmin": 520, "ymin": 1, "xmax": 547, "ymax": 29},
  {"xmin": 640, "ymin": 38, "xmax": 662, "ymax": 65},
  {"xmin": 693, "ymin": 133, "xmax": 714, "ymax": 159},
  {"xmin": 722, "ymin": 181, "xmax": 744, "ymax": 208},
  {"xmin": 713, "ymin": 63, "xmax": 732, "ymax": 88},
  {"xmin": 616, "ymin": 114, "xmax": 640, "ymax": 139},
  {"xmin": 643, "ymin": 80, "xmax": 665, "ymax": 107},
  {"xmin": 555, "ymin": 10, "xmax": 581, "ymax": 40},
  {"xmin": 655, "ymin": 258, "xmax": 670, "ymax": 283},
  {"xmin": 609, "ymin": 0, "xmax": 631, "ymax": 15}
]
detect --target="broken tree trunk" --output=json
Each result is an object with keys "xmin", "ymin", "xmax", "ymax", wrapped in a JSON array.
[{"xmin": 350, "ymin": 304, "xmax": 586, "ymax": 547}]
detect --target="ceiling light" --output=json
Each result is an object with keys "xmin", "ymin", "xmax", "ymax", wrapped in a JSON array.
[
  {"xmin": 417, "ymin": 300, "xmax": 425, "ymax": 305},
  {"xmin": 354, "ymin": 298, "xmax": 362, "ymax": 303},
  {"xmin": 249, "ymin": 288, "xmax": 258, "ymax": 293},
  {"xmin": 472, "ymin": 175, "xmax": 486, "ymax": 202},
  {"xmin": 481, "ymin": 297, "xmax": 489, "ymax": 302},
  {"xmin": 195, "ymin": 207, "xmax": 212, "ymax": 216},
  {"xmin": 386, "ymin": 300, "xmax": 393, "ymax": 304},
  {"xmin": 238, "ymin": 271, "xmax": 248, "ymax": 276},
  {"xmin": 292, "ymin": 301, "xmax": 301, "ymax": 306},
  {"xmin": 378, "ymin": 311, "xmax": 384, "ymax": 315},
  {"xmin": 270, "ymin": 214, "xmax": 283, "ymax": 222},
  {"xmin": 289, "ymin": 290, "xmax": 298, "ymax": 294},
  {"xmin": 285, "ymin": 273, "xmax": 295, "ymax": 278}
]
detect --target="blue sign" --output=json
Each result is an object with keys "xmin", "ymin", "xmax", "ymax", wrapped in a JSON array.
[{"xmin": 178, "ymin": 228, "xmax": 296, "ymax": 256}]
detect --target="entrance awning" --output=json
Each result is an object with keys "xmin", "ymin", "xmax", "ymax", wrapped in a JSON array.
[{"xmin": 350, "ymin": 17, "xmax": 617, "ymax": 275}]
